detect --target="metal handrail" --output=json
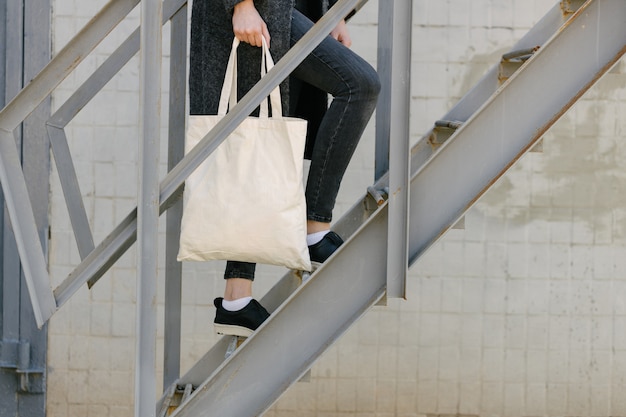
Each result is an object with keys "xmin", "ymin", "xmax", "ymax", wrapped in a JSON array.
[
  {"xmin": 1, "ymin": 1, "xmax": 374, "ymax": 411},
  {"xmin": 0, "ymin": 0, "xmax": 139, "ymax": 130},
  {"xmin": 55, "ymin": 0, "xmax": 363, "ymax": 305},
  {"xmin": 47, "ymin": 0, "xmax": 187, "ymax": 261},
  {"xmin": 0, "ymin": 0, "xmax": 364, "ymax": 321},
  {"xmin": 0, "ymin": 0, "xmax": 142, "ymax": 327}
]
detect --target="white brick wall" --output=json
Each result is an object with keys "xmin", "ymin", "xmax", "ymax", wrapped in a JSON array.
[{"xmin": 46, "ymin": 0, "xmax": 626, "ymax": 416}]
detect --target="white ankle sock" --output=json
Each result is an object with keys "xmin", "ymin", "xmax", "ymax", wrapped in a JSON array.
[
  {"xmin": 307, "ymin": 230, "xmax": 330, "ymax": 246},
  {"xmin": 222, "ymin": 297, "xmax": 252, "ymax": 312}
]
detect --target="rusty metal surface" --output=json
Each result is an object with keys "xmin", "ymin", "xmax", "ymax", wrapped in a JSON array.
[{"xmin": 561, "ymin": 0, "xmax": 587, "ymax": 16}]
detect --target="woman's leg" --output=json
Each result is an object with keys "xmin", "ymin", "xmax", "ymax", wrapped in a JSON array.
[
  {"xmin": 223, "ymin": 261, "xmax": 255, "ymax": 300},
  {"xmin": 290, "ymin": 10, "xmax": 380, "ymax": 225},
  {"xmin": 290, "ymin": 10, "xmax": 380, "ymax": 263},
  {"xmin": 216, "ymin": 10, "xmax": 380, "ymax": 334},
  {"xmin": 214, "ymin": 261, "xmax": 269, "ymax": 337}
]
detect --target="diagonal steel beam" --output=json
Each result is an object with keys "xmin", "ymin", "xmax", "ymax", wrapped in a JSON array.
[
  {"xmin": 156, "ymin": 187, "xmax": 380, "ymax": 406},
  {"xmin": 46, "ymin": 0, "xmax": 187, "ymax": 261},
  {"xmin": 55, "ymin": 207, "xmax": 138, "ymax": 303},
  {"xmin": 0, "ymin": 0, "xmax": 139, "ymax": 130},
  {"xmin": 47, "ymin": 0, "xmax": 185, "ymax": 128},
  {"xmin": 171, "ymin": 204, "xmax": 388, "ymax": 417},
  {"xmin": 47, "ymin": 125, "xmax": 95, "ymax": 259},
  {"xmin": 0, "ymin": 0, "xmax": 139, "ymax": 326},
  {"xmin": 0, "ymin": 130, "xmax": 56, "ymax": 327}
]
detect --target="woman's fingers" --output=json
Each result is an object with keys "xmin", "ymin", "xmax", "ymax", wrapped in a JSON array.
[
  {"xmin": 330, "ymin": 19, "xmax": 352, "ymax": 48},
  {"xmin": 261, "ymin": 23, "xmax": 271, "ymax": 48},
  {"xmin": 232, "ymin": 0, "xmax": 271, "ymax": 48},
  {"xmin": 235, "ymin": 23, "xmax": 267, "ymax": 47}
]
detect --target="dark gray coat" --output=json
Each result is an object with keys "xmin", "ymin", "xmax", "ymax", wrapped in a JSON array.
[{"xmin": 189, "ymin": 0, "xmax": 338, "ymax": 157}]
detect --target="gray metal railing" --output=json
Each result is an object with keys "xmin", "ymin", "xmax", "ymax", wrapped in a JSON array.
[
  {"xmin": 4, "ymin": 0, "xmax": 622, "ymax": 415},
  {"xmin": 163, "ymin": 1, "xmax": 626, "ymax": 414},
  {"xmin": 0, "ymin": 0, "xmax": 385, "ymax": 413},
  {"xmin": 0, "ymin": 0, "xmax": 364, "ymax": 325}
]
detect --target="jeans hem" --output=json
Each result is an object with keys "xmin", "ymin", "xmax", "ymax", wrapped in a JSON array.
[
  {"xmin": 307, "ymin": 214, "xmax": 332, "ymax": 223},
  {"xmin": 224, "ymin": 261, "xmax": 256, "ymax": 281}
]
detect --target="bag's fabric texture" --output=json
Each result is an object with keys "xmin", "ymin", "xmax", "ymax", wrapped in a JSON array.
[{"xmin": 178, "ymin": 38, "xmax": 311, "ymax": 271}]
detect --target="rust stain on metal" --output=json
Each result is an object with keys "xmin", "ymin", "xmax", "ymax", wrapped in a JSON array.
[
  {"xmin": 70, "ymin": 54, "xmax": 83, "ymax": 71},
  {"xmin": 427, "ymin": 131, "xmax": 440, "ymax": 150},
  {"xmin": 561, "ymin": 0, "xmax": 573, "ymax": 15},
  {"xmin": 559, "ymin": 0, "xmax": 589, "ymax": 32},
  {"xmin": 561, "ymin": 0, "xmax": 586, "ymax": 17}
]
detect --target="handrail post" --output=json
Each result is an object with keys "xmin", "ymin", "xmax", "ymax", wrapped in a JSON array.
[
  {"xmin": 163, "ymin": 1, "xmax": 187, "ymax": 389},
  {"xmin": 380, "ymin": 0, "xmax": 412, "ymax": 298},
  {"xmin": 374, "ymin": 1, "xmax": 391, "ymax": 180},
  {"xmin": 136, "ymin": 0, "xmax": 162, "ymax": 416}
]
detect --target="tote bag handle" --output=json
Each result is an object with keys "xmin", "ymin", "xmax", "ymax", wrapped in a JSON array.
[{"xmin": 217, "ymin": 38, "xmax": 282, "ymax": 119}]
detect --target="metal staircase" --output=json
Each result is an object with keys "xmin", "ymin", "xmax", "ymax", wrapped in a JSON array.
[
  {"xmin": 159, "ymin": 1, "xmax": 626, "ymax": 415},
  {"xmin": 0, "ymin": 0, "xmax": 624, "ymax": 416}
]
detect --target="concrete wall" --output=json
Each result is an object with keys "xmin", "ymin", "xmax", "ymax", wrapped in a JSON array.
[{"xmin": 45, "ymin": 0, "xmax": 626, "ymax": 416}]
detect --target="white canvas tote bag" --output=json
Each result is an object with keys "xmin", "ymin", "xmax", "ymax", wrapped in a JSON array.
[{"xmin": 177, "ymin": 38, "xmax": 311, "ymax": 271}]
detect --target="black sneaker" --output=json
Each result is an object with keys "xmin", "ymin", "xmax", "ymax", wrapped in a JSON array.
[
  {"xmin": 308, "ymin": 231, "xmax": 344, "ymax": 268},
  {"xmin": 213, "ymin": 297, "xmax": 270, "ymax": 337}
]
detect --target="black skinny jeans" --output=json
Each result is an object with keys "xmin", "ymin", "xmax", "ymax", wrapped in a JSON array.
[{"xmin": 225, "ymin": 9, "xmax": 380, "ymax": 280}]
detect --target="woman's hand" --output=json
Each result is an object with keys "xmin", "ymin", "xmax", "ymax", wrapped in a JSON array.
[
  {"xmin": 330, "ymin": 19, "xmax": 352, "ymax": 48},
  {"xmin": 232, "ymin": 0, "xmax": 270, "ymax": 47}
]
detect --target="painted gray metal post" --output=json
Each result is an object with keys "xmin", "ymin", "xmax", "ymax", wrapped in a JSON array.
[
  {"xmin": 0, "ymin": 0, "xmax": 57, "ymax": 329},
  {"xmin": 17, "ymin": 0, "xmax": 53, "ymax": 404},
  {"xmin": 374, "ymin": 0, "xmax": 391, "ymax": 181},
  {"xmin": 1, "ymin": 0, "xmax": 22, "ymax": 354},
  {"xmin": 0, "ymin": 0, "xmax": 49, "ymax": 414},
  {"xmin": 163, "ymin": 1, "xmax": 187, "ymax": 389},
  {"xmin": 136, "ymin": 0, "xmax": 162, "ymax": 415},
  {"xmin": 0, "ymin": 3, "xmax": 20, "ymax": 413},
  {"xmin": 0, "ymin": 0, "xmax": 23, "ymax": 330},
  {"xmin": 380, "ymin": 0, "xmax": 411, "ymax": 298},
  {"xmin": 0, "ymin": 0, "xmax": 22, "ymax": 358},
  {"xmin": 0, "ymin": 0, "xmax": 5, "ymax": 107}
]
